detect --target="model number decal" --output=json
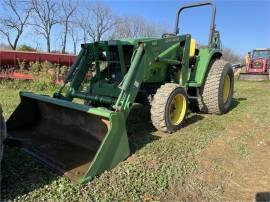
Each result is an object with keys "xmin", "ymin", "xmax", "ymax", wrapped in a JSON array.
[{"xmin": 134, "ymin": 80, "xmax": 139, "ymax": 88}]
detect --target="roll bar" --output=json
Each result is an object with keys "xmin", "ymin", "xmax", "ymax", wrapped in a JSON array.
[{"xmin": 174, "ymin": 1, "xmax": 216, "ymax": 47}]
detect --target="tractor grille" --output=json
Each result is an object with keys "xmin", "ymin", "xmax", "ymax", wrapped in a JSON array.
[{"xmin": 252, "ymin": 61, "xmax": 263, "ymax": 68}]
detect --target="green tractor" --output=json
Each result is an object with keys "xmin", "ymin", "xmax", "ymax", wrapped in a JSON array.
[{"xmin": 5, "ymin": 1, "xmax": 234, "ymax": 183}]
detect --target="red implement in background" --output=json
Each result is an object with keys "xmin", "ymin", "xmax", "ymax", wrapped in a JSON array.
[
  {"xmin": 239, "ymin": 48, "xmax": 270, "ymax": 81},
  {"xmin": 0, "ymin": 50, "xmax": 76, "ymax": 81},
  {"xmin": 0, "ymin": 50, "xmax": 76, "ymax": 67},
  {"xmin": 0, "ymin": 72, "xmax": 33, "ymax": 80}
]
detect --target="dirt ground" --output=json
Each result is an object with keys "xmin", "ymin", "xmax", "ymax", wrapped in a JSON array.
[
  {"xmin": 163, "ymin": 83, "xmax": 270, "ymax": 202},
  {"xmin": 197, "ymin": 121, "xmax": 269, "ymax": 201}
]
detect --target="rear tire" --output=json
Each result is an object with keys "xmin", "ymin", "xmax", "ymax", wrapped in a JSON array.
[
  {"xmin": 198, "ymin": 59, "xmax": 234, "ymax": 114},
  {"xmin": 151, "ymin": 83, "xmax": 188, "ymax": 133}
]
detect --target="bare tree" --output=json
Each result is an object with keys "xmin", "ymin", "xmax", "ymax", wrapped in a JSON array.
[
  {"xmin": 222, "ymin": 48, "xmax": 242, "ymax": 64},
  {"xmin": 0, "ymin": 0, "xmax": 32, "ymax": 50},
  {"xmin": 69, "ymin": 23, "xmax": 80, "ymax": 54},
  {"xmin": 60, "ymin": 0, "xmax": 76, "ymax": 53},
  {"xmin": 77, "ymin": 14, "xmax": 90, "ymax": 44},
  {"xmin": 92, "ymin": 3, "xmax": 116, "ymax": 41},
  {"xmin": 78, "ymin": 2, "xmax": 116, "ymax": 42},
  {"xmin": 112, "ymin": 16, "xmax": 167, "ymax": 39},
  {"xmin": 31, "ymin": 0, "xmax": 59, "ymax": 52}
]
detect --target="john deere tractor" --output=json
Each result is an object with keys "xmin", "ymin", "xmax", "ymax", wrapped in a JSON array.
[{"xmin": 5, "ymin": 1, "xmax": 234, "ymax": 183}]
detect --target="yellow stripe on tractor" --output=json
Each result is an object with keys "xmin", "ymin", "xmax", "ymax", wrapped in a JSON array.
[{"xmin": 189, "ymin": 38, "xmax": 196, "ymax": 57}]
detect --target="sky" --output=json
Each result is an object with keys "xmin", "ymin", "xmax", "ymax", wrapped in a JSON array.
[
  {"xmin": 104, "ymin": 0, "xmax": 270, "ymax": 56},
  {"xmin": 0, "ymin": 0, "xmax": 269, "ymax": 56}
]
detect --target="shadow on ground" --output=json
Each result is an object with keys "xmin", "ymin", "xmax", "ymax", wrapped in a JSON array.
[
  {"xmin": 231, "ymin": 97, "xmax": 247, "ymax": 110},
  {"xmin": 183, "ymin": 114, "xmax": 204, "ymax": 127},
  {"xmin": 127, "ymin": 104, "xmax": 159, "ymax": 153},
  {"xmin": 256, "ymin": 192, "xmax": 270, "ymax": 202},
  {"xmin": 1, "ymin": 147, "xmax": 58, "ymax": 200},
  {"xmin": 127, "ymin": 103, "xmax": 206, "ymax": 153}
]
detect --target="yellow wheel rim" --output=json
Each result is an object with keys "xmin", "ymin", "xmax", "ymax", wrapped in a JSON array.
[
  {"xmin": 169, "ymin": 94, "xmax": 187, "ymax": 126},
  {"xmin": 223, "ymin": 74, "xmax": 231, "ymax": 103}
]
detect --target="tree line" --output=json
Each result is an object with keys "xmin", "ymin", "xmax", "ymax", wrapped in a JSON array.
[
  {"xmin": 0, "ymin": 0, "xmax": 167, "ymax": 54},
  {"xmin": 0, "ymin": 0, "xmax": 242, "ymax": 63}
]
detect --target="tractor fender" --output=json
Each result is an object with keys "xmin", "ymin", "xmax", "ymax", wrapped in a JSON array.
[{"xmin": 189, "ymin": 49, "xmax": 222, "ymax": 87}]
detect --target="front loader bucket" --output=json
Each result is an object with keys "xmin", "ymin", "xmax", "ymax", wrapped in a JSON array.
[{"xmin": 6, "ymin": 92, "xmax": 130, "ymax": 183}]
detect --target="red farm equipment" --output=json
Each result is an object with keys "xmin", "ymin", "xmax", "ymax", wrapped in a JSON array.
[
  {"xmin": 239, "ymin": 48, "xmax": 270, "ymax": 81},
  {"xmin": 0, "ymin": 50, "xmax": 76, "ymax": 81}
]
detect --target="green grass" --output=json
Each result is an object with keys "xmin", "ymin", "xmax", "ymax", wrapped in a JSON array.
[
  {"xmin": 1, "ymin": 80, "xmax": 269, "ymax": 201},
  {"xmin": 234, "ymin": 142, "xmax": 249, "ymax": 159}
]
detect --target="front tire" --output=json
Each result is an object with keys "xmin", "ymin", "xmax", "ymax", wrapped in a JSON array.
[
  {"xmin": 199, "ymin": 59, "xmax": 234, "ymax": 114},
  {"xmin": 151, "ymin": 83, "xmax": 188, "ymax": 133}
]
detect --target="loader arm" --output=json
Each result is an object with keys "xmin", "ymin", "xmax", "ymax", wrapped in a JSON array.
[
  {"xmin": 114, "ymin": 35, "xmax": 194, "ymax": 116},
  {"xmin": 57, "ymin": 36, "xmax": 193, "ymax": 117},
  {"xmin": 114, "ymin": 43, "xmax": 145, "ymax": 114}
]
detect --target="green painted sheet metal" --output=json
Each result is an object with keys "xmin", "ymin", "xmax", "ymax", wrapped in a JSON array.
[
  {"xmin": 81, "ymin": 111, "xmax": 129, "ymax": 183},
  {"xmin": 117, "ymin": 37, "xmax": 158, "ymax": 45},
  {"xmin": 91, "ymin": 82, "xmax": 121, "ymax": 98},
  {"xmin": 180, "ymin": 35, "xmax": 191, "ymax": 86},
  {"xmin": 20, "ymin": 92, "xmax": 112, "ymax": 118},
  {"xmin": 188, "ymin": 48, "xmax": 222, "ymax": 87},
  {"xmin": 141, "ymin": 36, "xmax": 182, "ymax": 83}
]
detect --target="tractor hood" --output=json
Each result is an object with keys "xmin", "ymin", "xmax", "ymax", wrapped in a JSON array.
[{"xmin": 117, "ymin": 37, "xmax": 159, "ymax": 45}]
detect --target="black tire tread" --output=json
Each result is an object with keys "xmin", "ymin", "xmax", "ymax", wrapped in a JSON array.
[
  {"xmin": 199, "ymin": 59, "xmax": 227, "ymax": 114},
  {"xmin": 151, "ymin": 83, "xmax": 181, "ymax": 132}
]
